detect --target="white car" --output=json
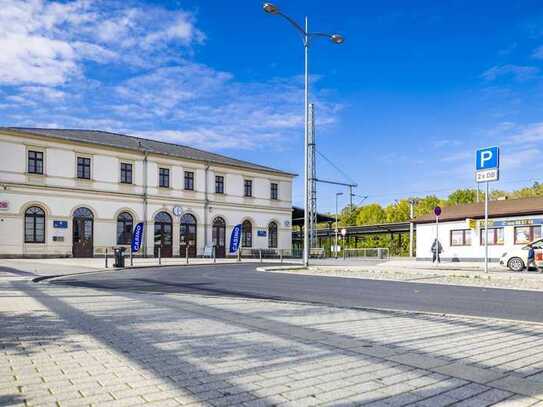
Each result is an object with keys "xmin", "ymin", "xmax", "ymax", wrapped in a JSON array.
[{"xmin": 499, "ymin": 238, "xmax": 543, "ymax": 272}]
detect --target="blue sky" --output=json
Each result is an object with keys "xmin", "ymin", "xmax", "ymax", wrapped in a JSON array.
[{"xmin": 2, "ymin": 1, "xmax": 543, "ymax": 213}]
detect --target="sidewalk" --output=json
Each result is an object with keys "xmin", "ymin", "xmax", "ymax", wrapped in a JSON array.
[
  {"xmin": 3, "ymin": 275, "xmax": 543, "ymax": 406},
  {"xmin": 262, "ymin": 260, "xmax": 543, "ymax": 291},
  {"xmin": 0, "ymin": 257, "xmax": 300, "ymax": 278}
]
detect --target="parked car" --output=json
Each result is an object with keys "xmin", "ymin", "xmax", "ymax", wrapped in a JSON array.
[{"xmin": 499, "ymin": 238, "xmax": 543, "ymax": 271}]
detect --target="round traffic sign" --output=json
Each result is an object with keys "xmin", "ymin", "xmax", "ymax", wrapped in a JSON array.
[{"xmin": 434, "ymin": 206, "xmax": 442, "ymax": 217}]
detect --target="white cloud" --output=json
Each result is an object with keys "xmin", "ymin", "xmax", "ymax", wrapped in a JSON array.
[
  {"xmin": 481, "ymin": 64, "xmax": 539, "ymax": 82},
  {"xmin": 0, "ymin": 0, "xmax": 203, "ymax": 85},
  {"xmin": 0, "ymin": 1, "xmax": 341, "ymax": 152},
  {"xmin": 0, "ymin": 34, "xmax": 78, "ymax": 85}
]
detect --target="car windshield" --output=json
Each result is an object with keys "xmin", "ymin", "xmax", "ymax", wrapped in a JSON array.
[{"xmin": 529, "ymin": 239, "xmax": 543, "ymax": 249}]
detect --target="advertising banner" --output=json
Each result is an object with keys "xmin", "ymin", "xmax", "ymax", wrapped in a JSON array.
[
  {"xmin": 229, "ymin": 224, "xmax": 242, "ymax": 253},
  {"xmin": 131, "ymin": 222, "xmax": 144, "ymax": 252}
]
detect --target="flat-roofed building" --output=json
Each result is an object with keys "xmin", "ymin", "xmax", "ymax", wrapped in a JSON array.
[
  {"xmin": 414, "ymin": 197, "xmax": 543, "ymax": 262},
  {"xmin": 0, "ymin": 127, "xmax": 294, "ymax": 258}
]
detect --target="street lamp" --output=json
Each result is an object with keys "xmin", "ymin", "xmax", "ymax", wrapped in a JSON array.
[
  {"xmin": 263, "ymin": 2, "xmax": 344, "ymax": 267},
  {"xmin": 335, "ymin": 192, "xmax": 343, "ymax": 259}
]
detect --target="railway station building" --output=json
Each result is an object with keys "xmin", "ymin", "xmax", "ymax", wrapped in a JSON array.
[{"xmin": 0, "ymin": 128, "xmax": 294, "ymax": 258}]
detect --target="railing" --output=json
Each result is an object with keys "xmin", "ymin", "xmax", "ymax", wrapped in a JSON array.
[{"xmin": 343, "ymin": 247, "xmax": 389, "ymax": 260}]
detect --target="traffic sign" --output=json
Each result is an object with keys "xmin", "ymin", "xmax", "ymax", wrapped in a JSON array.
[
  {"xmin": 475, "ymin": 146, "xmax": 500, "ymax": 273},
  {"xmin": 476, "ymin": 168, "xmax": 498, "ymax": 183},
  {"xmin": 476, "ymin": 146, "xmax": 500, "ymax": 183},
  {"xmin": 434, "ymin": 206, "xmax": 441, "ymax": 217},
  {"xmin": 476, "ymin": 146, "xmax": 499, "ymax": 170}
]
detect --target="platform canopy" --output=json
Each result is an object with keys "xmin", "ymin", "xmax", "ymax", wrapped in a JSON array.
[{"xmin": 292, "ymin": 206, "xmax": 335, "ymax": 227}]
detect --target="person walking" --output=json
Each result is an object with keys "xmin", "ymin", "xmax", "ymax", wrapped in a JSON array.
[
  {"xmin": 527, "ymin": 244, "xmax": 536, "ymax": 272},
  {"xmin": 431, "ymin": 238, "xmax": 443, "ymax": 264}
]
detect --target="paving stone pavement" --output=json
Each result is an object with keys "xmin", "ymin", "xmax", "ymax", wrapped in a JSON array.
[{"xmin": 2, "ymin": 275, "xmax": 543, "ymax": 406}]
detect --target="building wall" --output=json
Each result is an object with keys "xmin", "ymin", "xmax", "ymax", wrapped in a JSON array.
[
  {"xmin": 0, "ymin": 132, "xmax": 293, "ymax": 257},
  {"xmin": 416, "ymin": 214, "xmax": 543, "ymax": 261}
]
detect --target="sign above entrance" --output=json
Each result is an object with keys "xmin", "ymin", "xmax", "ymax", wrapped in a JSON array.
[
  {"xmin": 257, "ymin": 230, "xmax": 267, "ymax": 237},
  {"xmin": 53, "ymin": 221, "xmax": 68, "ymax": 229}
]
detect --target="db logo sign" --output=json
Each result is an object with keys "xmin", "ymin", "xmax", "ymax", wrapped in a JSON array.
[{"xmin": 0, "ymin": 201, "xmax": 8, "ymax": 210}]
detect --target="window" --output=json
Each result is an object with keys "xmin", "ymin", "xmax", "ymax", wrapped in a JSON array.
[
  {"xmin": 77, "ymin": 157, "xmax": 91, "ymax": 179},
  {"xmin": 116, "ymin": 212, "xmax": 133, "ymax": 245},
  {"xmin": 515, "ymin": 226, "xmax": 541, "ymax": 244},
  {"xmin": 244, "ymin": 180, "xmax": 253, "ymax": 197},
  {"xmin": 120, "ymin": 163, "xmax": 133, "ymax": 184},
  {"xmin": 25, "ymin": 206, "xmax": 45, "ymax": 243},
  {"xmin": 242, "ymin": 220, "xmax": 252, "ymax": 247},
  {"xmin": 159, "ymin": 168, "xmax": 169, "ymax": 188},
  {"xmin": 450, "ymin": 229, "xmax": 472, "ymax": 246},
  {"xmin": 184, "ymin": 171, "xmax": 194, "ymax": 190},
  {"xmin": 215, "ymin": 175, "xmax": 224, "ymax": 194},
  {"xmin": 271, "ymin": 182, "xmax": 278, "ymax": 200},
  {"xmin": 268, "ymin": 221, "xmax": 278, "ymax": 248},
  {"xmin": 28, "ymin": 151, "xmax": 43, "ymax": 174},
  {"xmin": 480, "ymin": 228, "xmax": 504, "ymax": 245}
]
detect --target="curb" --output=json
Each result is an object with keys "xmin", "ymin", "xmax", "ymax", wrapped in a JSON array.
[{"xmin": 34, "ymin": 261, "xmax": 301, "ymax": 283}]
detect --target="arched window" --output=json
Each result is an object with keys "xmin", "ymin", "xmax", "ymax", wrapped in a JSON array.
[
  {"xmin": 242, "ymin": 220, "xmax": 252, "ymax": 248},
  {"xmin": 154, "ymin": 211, "xmax": 173, "ymax": 257},
  {"xmin": 180, "ymin": 213, "xmax": 197, "ymax": 257},
  {"xmin": 268, "ymin": 221, "xmax": 278, "ymax": 248},
  {"xmin": 117, "ymin": 212, "xmax": 133, "ymax": 245},
  {"xmin": 74, "ymin": 207, "xmax": 93, "ymax": 219},
  {"xmin": 25, "ymin": 206, "xmax": 45, "ymax": 243},
  {"xmin": 155, "ymin": 211, "xmax": 171, "ymax": 223}
]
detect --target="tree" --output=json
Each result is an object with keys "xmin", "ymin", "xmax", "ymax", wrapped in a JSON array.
[
  {"xmin": 447, "ymin": 189, "xmax": 478, "ymax": 205},
  {"xmin": 339, "ymin": 205, "xmax": 359, "ymax": 226},
  {"xmin": 356, "ymin": 204, "xmax": 386, "ymax": 225},
  {"xmin": 414, "ymin": 195, "xmax": 443, "ymax": 217},
  {"xmin": 384, "ymin": 200, "xmax": 410, "ymax": 223}
]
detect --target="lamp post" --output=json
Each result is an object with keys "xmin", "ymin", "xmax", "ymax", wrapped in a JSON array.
[
  {"xmin": 263, "ymin": 2, "xmax": 344, "ymax": 267},
  {"xmin": 335, "ymin": 192, "xmax": 343, "ymax": 259}
]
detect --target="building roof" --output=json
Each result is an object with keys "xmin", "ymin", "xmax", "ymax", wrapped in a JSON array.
[
  {"xmin": 291, "ymin": 206, "xmax": 335, "ymax": 226},
  {"xmin": 1, "ymin": 127, "xmax": 295, "ymax": 177},
  {"xmin": 414, "ymin": 197, "xmax": 543, "ymax": 224}
]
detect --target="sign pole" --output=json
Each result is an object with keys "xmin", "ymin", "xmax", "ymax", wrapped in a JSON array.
[
  {"xmin": 485, "ymin": 181, "xmax": 489, "ymax": 273},
  {"xmin": 436, "ymin": 216, "xmax": 439, "ymax": 249},
  {"xmin": 476, "ymin": 146, "xmax": 499, "ymax": 274}
]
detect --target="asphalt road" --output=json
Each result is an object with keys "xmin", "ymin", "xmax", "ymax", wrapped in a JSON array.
[{"xmin": 50, "ymin": 263, "xmax": 543, "ymax": 323}]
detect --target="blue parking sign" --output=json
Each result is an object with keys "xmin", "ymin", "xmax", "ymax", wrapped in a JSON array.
[{"xmin": 476, "ymin": 146, "xmax": 499, "ymax": 170}]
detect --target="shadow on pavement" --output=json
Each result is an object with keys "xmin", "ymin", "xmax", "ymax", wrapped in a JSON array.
[{"xmin": 5, "ymin": 278, "xmax": 542, "ymax": 405}]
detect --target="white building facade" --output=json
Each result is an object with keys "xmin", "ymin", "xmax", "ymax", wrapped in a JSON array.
[
  {"xmin": 0, "ymin": 128, "xmax": 294, "ymax": 258},
  {"xmin": 415, "ymin": 198, "xmax": 543, "ymax": 262}
]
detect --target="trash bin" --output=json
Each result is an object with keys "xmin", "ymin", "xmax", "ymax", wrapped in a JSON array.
[{"xmin": 113, "ymin": 247, "xmax": 126, "ymax": 268}]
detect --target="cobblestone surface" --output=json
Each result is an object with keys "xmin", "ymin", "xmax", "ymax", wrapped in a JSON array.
[{"xmin": 2, "ymin": 275, "xmax": 543, "ymax": 406}]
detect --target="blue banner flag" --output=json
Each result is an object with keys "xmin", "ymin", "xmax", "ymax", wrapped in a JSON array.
[
  {"xmin": 229, "ymin": 224, "xmax": 242, "ymax": 253},
  {"xmin": 131, "ymin": 222, "xmax": 144, "ymax": 252}
]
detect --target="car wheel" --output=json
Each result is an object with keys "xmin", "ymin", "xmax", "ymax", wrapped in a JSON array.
[{"xmin": 508, "ymin": 257, "xmax": 525, "ymax": 272}]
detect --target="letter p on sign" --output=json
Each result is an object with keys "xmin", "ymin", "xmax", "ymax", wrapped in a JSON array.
[{"xmin": 476, "ymin": 146, "xmax": 499, "ymax": 171}]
